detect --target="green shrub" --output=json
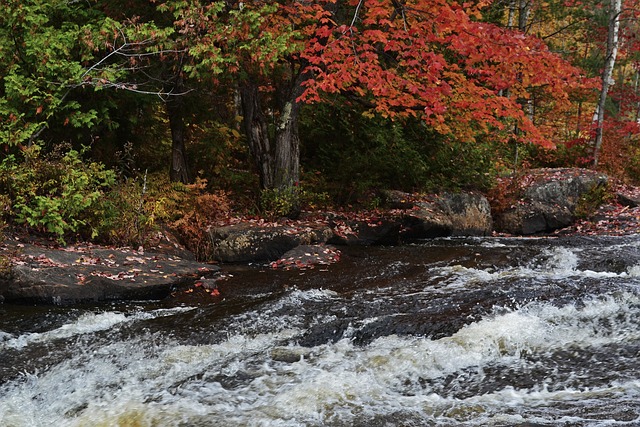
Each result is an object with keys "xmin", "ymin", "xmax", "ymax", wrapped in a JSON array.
[
  {"xmin": 0, "ymin": 145, "xmax": 116, "ymax": 243},
  {"xmin": 260, "ymin": 186, "xmax": 302, "ymax": 219},
  {"xmin": 574, "ymin": 182, "xmax": 611, "ymax": 219},
  {"xmin": 95, "ymin": 171, "xmax": 165, "ymax": 247}
]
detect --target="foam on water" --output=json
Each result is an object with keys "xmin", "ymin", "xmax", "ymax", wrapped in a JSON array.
[
  {"xmin": 0, "ymin": 306, "xmax": 195, "ymax": 350},
  {"xmin": 431, "ymin": 246, "xmax": 639, "ymax": 293},
  {"xmin": 2, "ymin": 286, "xmax": 639, "ymax": 426},
  {"xmin": 3, "ymin": 239, "xmax": 640, "ymax": 426}
]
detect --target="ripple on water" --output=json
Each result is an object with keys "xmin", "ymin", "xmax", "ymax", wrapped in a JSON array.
[{"xmin": 2, "ymin": 236, "xmax": 640, "ymax": 426}]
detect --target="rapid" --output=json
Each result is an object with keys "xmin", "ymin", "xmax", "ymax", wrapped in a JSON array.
[{"xmin": 2, "ymin": 236, "xmax": 640, "ymax": 426}]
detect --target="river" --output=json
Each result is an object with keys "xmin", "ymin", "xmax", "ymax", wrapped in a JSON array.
[{"xmin": 1, "ymin": 236, "xmax": 640, "ymax": 426}]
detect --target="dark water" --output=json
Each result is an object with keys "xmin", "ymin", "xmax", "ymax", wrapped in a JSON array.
[{"xmin": 2, "ymin": 236, "xmax": 640, "ymax": 426}]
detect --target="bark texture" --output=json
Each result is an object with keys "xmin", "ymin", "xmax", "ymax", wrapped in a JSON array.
[
  {"xmin": 593, "ymin": 0, "xmax": 622, "ymax": 167},
  {"xmin": 166, "ymin": 74, "xmax": 191, "ymax": 184}
]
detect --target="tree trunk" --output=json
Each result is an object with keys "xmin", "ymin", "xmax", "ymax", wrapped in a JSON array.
[
  {"xmin": 593, "ymin": 0, "xmax": 622, "ymax": 167},
  {"xmin": 635, "ymin": 71, "xmax": 640, "ymax": 123},
  {"xmin": 240, "ymin": 73, "xmax": 306, "ymax": 190},
  {"xmin": 240, "ymin": 71, "xmax": 307, "ymax": 217},
  {"xmin": 518, "ymin": 0, "xmax": 531, "ymax": 33},
  {"xmin": 239, "ymin": 82, "xmax": 274, "ymax": 189},
  {"xmin": 507, "ymin": 0, "xmax": 516, "ymax": 29},
  {"xmin": 273, "ymin": 90, "xmax": 303, "ymax": 191},
  {"xmin": 166, "ymin": 75, "xmax": 191, "ymax": 184}
]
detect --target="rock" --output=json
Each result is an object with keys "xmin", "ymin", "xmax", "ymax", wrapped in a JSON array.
[
  {"xmin": 270, "ymin": 347, "xmax": 312, "ymax": 363},
  {"xmin": 208, "ymin": 224, "xmax": 333, "ymax": 263},
  {"xmin": 378, "ymin": 190, "xmax": 416, "ymax": 209},
  {"xmin": 617, "ymin": 192, "xmax": 640, "ymax": 208},
  {"xmin": 0, "ymin": 239, "xmax": 219, "ymax": 305},
  {"xmin": 442, "ymin": 192, "xmax": 494, "ymax": 236},
  {"xmin": 269, "ymin": 244, "xmax": 341, "ymax": 269},
  {"xmin": 401, "ymin": 192, "xmax": 493, "ymax": 239},
  {"xmin": 328, "ymin": 218, "xmax": 403, "ymax": 246},
  {"xmin": 493, "ymin": 168, "xmax": 608, "ymax": 235}
]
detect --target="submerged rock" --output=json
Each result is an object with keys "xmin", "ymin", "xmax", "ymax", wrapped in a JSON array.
[{"xmin": 270, "ymin": 347, "xmax": 312, "ymax": 363}]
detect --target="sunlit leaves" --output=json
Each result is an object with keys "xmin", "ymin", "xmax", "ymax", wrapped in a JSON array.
[{"xmin": 301, "ymin": 0, "xmax": 595, "ymax": 147}]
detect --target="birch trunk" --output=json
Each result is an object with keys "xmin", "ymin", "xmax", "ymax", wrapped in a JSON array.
[
  {"xmin": 518, "ymin": 0, "xmax": 531, "ymax": 33},
  {"xmin": 593, "ymin": 0, "xmax": 622, "ymax": 167}
]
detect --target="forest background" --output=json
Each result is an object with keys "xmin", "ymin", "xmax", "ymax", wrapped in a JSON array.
[{"xmin": 1, "ymin": 0, "xmax": 639, "ymax": 257}]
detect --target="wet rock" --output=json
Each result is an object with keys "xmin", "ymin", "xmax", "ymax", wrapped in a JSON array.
[
  {"xmin": 493, "ymin": 168, "xmax": 608, "ymax": 235},
  {"xmin": 208, "ymin": 224, "xmax": 333, "ymax": 263},
  {"xmin": 328, "ymin": 218, "xmax": 403, "ymax": 246},
  {"xmin": 269, "ymin": 244, "xmax": 341, "ymax": 269},
  {"xmin": 270, "ymin": 347, "xmax": 312, "ymax": 363},
  {"xmin": 401, "ymin": 192, "xmax": 493, "ymax": 239},
  {"xmin": 0, "ymin": 238, "xmax": 219, "ymax": 305}
]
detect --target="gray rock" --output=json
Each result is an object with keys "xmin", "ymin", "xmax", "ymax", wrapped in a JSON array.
[
  {"xmin": 0, "ymin": 240, "xmax": 218, "ymax": 305},
  {"xmin": 493, "ymin": 168, "xmax": 608, "ymax": 235},
  {"xmin": 208, "ymin": 224, "xmax": 333, "ymax": 263},
  {"xmin": 402, "ymin": 192, "xmax": 493, "ymax": 239}
]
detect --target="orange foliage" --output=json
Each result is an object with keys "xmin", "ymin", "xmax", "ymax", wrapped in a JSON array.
[
  {"xmin": 169, "ymin": 180, "xmax": 231, "ymax": 260},
  {"xmin": 300, "ymin": 0, "xmax": 598, "ymax": 147}
]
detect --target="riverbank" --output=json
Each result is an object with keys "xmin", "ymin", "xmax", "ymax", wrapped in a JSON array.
[
  {"xmin": 1, "ymin": 194, "xmax": 636, "ymax": 306},
  {"xmin": 2, "ymin": 168, "xmax": 640, "ymax": 305}
]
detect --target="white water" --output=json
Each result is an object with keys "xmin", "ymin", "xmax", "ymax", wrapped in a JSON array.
[
  {"xmin": 0, "ymin": 306, "xmax": 195, "ymax": 351},
  {"xmin": 2, "ymin": 241, "xmax": 640, "ymax": 426}
]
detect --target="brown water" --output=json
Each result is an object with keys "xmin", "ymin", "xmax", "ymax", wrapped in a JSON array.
[{"xmin": 1, "ymin": 236, "xmax": 640, "ymax": 426}]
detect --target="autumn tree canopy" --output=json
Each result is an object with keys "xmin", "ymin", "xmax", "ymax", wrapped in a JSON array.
[
  {"xmin": 2, "ymin": 0, "xmax": 640, "ymax": 206},
  {"xmin": 300, "ymin": 0, "xmax": 597, "ymax": 148}
]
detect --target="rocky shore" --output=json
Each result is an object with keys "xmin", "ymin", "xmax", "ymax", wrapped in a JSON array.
[{"xmin": 2, "ymin": 167, "xmax": 639, "ymax": 305}]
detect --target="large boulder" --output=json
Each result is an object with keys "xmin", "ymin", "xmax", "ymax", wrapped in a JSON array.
[
  {"xmin": 208, "ymin": 223, "xmax": 333, "ymax": 263},
  {"xmin": 493, "ymin": 168, "xmax": 608, "ymax": 235},
  {"xmin": 400, "ymin": 192, "xmax": 493, "ymax": 239}
]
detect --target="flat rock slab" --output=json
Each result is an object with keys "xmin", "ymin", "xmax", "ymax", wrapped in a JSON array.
[{"xmin": 0, "ymin": 238, "xmax": 219, "ymax": 305}]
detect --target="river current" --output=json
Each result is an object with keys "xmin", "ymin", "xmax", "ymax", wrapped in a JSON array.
[{"xmin": 2, "ymin": 236, "xmax": 640, "ymax": 426}]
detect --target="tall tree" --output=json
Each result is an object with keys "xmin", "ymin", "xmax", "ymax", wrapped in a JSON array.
[
  {"xmin": 97, "ymin": 0, "xmax": 198, "ymax": 183},
  {"xmin": 0, "ymin": 0, "xmax": 124, "ymax": 148},
  {"xmin": 593, "ymin": 0, "xmax": 622, "ymax": 167},
  {"xmin": 168, "ymin": 0, "xmax": 333, "ymax": 215},
  {"xmin": 170, "ymin": 0, "xmax": 595, "ymax": 205},
  {"xmin": 302, "ymin": 0, "xmax": 595, "ymax": 148}
]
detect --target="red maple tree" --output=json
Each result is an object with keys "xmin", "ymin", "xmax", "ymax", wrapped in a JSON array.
[{"xmin": 301, "ymin": 0, "xmax": 598, "ymax": 148}]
